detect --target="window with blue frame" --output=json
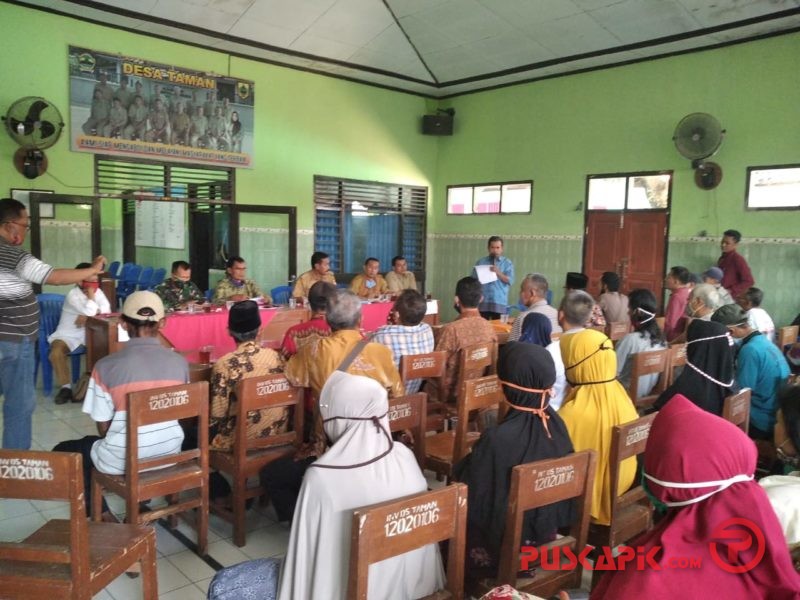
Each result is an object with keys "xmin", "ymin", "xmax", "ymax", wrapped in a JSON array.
[{"xmin": 314, "ymin": 175, "xmax": 427, "ymax": 284}]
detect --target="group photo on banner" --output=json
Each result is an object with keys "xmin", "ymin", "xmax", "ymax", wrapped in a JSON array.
[{"xmin": 68, "ymin": 46, "xmax": 255, "ymax": 168}]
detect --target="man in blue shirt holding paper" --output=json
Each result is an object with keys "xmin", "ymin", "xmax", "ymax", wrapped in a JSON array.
[{"xmin": 472, "ymin": 235, "xmax": 514, "ymax": 320}]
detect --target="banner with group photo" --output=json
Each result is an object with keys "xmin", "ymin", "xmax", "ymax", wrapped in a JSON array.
[{"xmin": 69, "ymin": 46, "xmax": 255, "ymax": 168}]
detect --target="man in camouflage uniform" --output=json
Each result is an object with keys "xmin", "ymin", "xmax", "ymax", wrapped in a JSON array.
[{"xmin": 154, "ymin": 261, "xmax": 205, "ymax": 310}]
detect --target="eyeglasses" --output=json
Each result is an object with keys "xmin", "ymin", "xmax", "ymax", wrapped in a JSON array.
[{"xmin": 3, "ymin": 221, "xmax": 31, "ymax": 231}]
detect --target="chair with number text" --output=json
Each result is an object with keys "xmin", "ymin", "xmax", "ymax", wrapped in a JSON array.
[
  {"xmin": 347, "ymin": 483, "xmax": 468, "ymax": 600},
  {"xmin": 209, "ymin": 374, "xmax": 303, "ymax": 547},
  {"xmin": 387, "ymin": 392, "xmax": 427, "ymax": 470},
  {"xmin": 467, "ymin": 450, "xmax": 597, "ymax": 599},
  {"xmin": 91, "ymin": 381, "xmax": 210, "ymax": 555},
  {"xmin": 399, "ymin": 350, "xmax": 447, "ymax": 432},
  {"xmin": 607, "ymin": 321, "xmax": 630, "ymax": 342},
  {"xmin": 666, "ymin": 342, "xmax": 687, "ymax": 386},
  {"xmin": 627, "ymin": 348, "xmax": 669, "ymax": 410},
  {"xmin": 0, "ymin": 449, "xmax": 158, "ymax": 599},
  {"xmin": 722, "ymin": 388, "xmax": 751, "ymax": 433},
  {"xmin": 778, "ymin": 325, "xmax": 799, "ymax": 352}
]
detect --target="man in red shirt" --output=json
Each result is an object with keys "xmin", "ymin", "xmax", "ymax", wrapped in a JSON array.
[
  {"xmin": 718, "ymin": 229, "xmax": 754, "ymax": 299},
  {"xmin": 664, "ymin": 266, "xmax": 691, "ymax": 342}
]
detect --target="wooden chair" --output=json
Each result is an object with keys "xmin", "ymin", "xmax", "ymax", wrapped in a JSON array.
[
  {"xmin": 722, "ymin": 387, "xmax": 751, "ymax": 433},
  {"xmin": 468, "ymin": 450, "xmax": 598, "ymax": 599},
  {"xmin": 0, "ymin": 450, "xmax": 158, "ymax": 599},
  {"xmin": 189, "ymin": 363, "xmax": 212, "ymax": 383},
  {"xmin": 425, "ymin": 375, "xmax": 505, "ymax": 480},
  {"xmin": 387, "ymin": 392, "xmax": 427, "ymax": 470},
  {"xmin": 348, "ymin": 483, "xmax": 468, "ymax": 600},
  {"xmin": 666, "ymin": 342, "xmax": 687, "ymax": 386},
  {"xmin": 400, "ymin": 350, "xmax": 448, "ymax": 432},
  {"xmin": 257, "ymin": 307, "xmax": 308, "ymax": 345},
  {"xmin": 587, "ymin": 413, "xmax": 656, "ymax": 587},
  {"xmin": 777, "ymin": 325, "xmax": 799, "ymax": 351},
  {"xmin": 550, "ymin": 331, "xmax": 562, "ymax": 342},
  {"xmin": 607, "ymin": 320, "xmax": 630, "ymax": 342},
  {"xmin": 655, "ymin": 316, "xmax": 665, "ymax": 331},
  {"xmin": 627, "ymin": 348, "xmax": 669, "ymax": 409},
  {"xmin": 209, "ymin": 374, "xmax": 303, "ymax": 547},
  {"xmin": 91, "ymin": 381, "xmax": 210, "ymax": 555}
]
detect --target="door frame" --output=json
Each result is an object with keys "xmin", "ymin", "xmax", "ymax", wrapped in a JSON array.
[
  {"xmin": 581, "ymin": 171, "xmax": 672, "ymax": 306},
  {"xmin": 229, "ymin": 204, "xmax": 297, "ymax": 283},
  {"xmin": 29, "ymin": 192, "xmax": 101, "ymax": 260}
]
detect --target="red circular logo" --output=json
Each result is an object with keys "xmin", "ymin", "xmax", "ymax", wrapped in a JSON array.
[{"xmin": 709, "ymin": 517, "xmax": 765, "ymax": 573}]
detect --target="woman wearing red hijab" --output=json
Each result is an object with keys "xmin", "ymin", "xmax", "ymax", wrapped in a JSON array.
[{"xmin": 592, "ymin": 394, "xmax": 800, "ymax": 599}]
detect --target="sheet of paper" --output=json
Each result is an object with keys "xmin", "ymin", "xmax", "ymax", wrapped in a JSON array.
[{"xmin": 475, "ymin": 264, "xmax": 498, "ymax": 284}]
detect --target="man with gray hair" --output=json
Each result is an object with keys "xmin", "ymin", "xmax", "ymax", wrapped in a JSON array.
[
  {"xmin": 266, "ymin": 290, "xmax": 403, "ymax": 522},
  {"xmin": 671, "ymin": 283, "xmax": 722, "ymax": 343},
  {"xmin": 509, "ymin": 273, "xmax": 561, "ymax": 341}
]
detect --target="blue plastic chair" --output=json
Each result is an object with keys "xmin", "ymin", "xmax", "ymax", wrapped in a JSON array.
[
  {"xmin": 205, "ymin": 289, "xmax": 213, "ymax": 302},
  {"xmin": 107, "ymin": 261, "xmax": 121, "ymax": 279},
  {"xmin": 34, "ymin": 294, "xmax": 84, "ymax": 396},
  {"xmin": 147, "ymin": 267, "xmax": 167, "ymax": 291},
  {"xmin": 117, "ymin": 264, "xmax": 142, "ymax": 304},
  {"xmin": 116, "ymin": 262, "xmax": 134, "ymax": 281},
  {"xmin": 270, "ymin": 285, "xmax": 292, "ymax": 305},
  {"xmin": 136, "ymin": 266, "xmax": 154, "ymax": 291}
]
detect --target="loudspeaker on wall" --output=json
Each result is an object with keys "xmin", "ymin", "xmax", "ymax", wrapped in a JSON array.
[{"xmin": 422, "ymin": 114, "xmax": 453, "ymax": 136}]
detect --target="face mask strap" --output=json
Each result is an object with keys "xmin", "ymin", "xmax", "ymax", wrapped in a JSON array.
[
  {"xmin": 635, "ymin": 307, "xmax": 655, "ymax": 325},
  {"xmin": 643, "ymin": 471, "xmax": 753, "ymax": 507},
  {"xmin": 498, "ymin": 379, "xmax": 554, "ymax": 438},
  {"xmin": 564, "ymin": 338, "xmax": 613, "ymax": 372},
  {"xmin": 312, "ymin": 412, "xmax": 394, "ymax": 470}
]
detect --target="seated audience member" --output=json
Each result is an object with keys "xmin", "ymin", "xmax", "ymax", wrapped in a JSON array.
[
  {"xmin": 663, "ymin": 266, "xmax": 691, "ymax": 342},
  {"xmin": 547, "ymin": 291, "xmax": 594, "ymax": 411},
  {"xmin": 615, "ymin": 289, "xmax": 666, "ymax": 399},
  {"xmin": 671, "ymin": 282, "xmax": 723, "ymax": 344},
  {"xmin": 737, "ymin": 286, "xmax": 776, "ymax": 342},
  {"xmin": 434, "ymin": 276, "xmax": 497, "ymax": 401},
  {"xmin": 213, "ymin": 256, "xmax": 271, "ymax": 305},
  {"xmin": 278, "ymin": 372, "xmax": 445, "ymax": 600},
  {"xmin": 154, "ymin": 260, "xmax": 205, "ymax": 310},
  {"xmin": 372, "ymin": 289, "xmax": 434, "ymax": 393},
  {"xmin": 292, "ymin": 251, "xmax": 336, "ymax": 299},
  {"xmin": 718, "ymin": 228, "xmax": 755, "ymax": 300},
  {"xmin": 53, "ymin": 292, "xmax": 188, "ymax": 515},
  {"xmin": 265, "ymin": 289, "xmax": 403, "ymax": 522},
  {"xmin": 598, "ymin": 271, "xmax": 630, "ymax": 325},
  {"xmin": 48, "ymin": 262, "xmax": 112, "ymax": 404},
  {"xmin": 454, "ymin": 343, "xmax": 574, "ymax": 576},
  {"xmin": 703, "ymin": 266, "xmax": 735, "ymax": 305},
  {"xmin": 591, "ymin": 394, "xmax": 800, "ymax": 599},
  {"xmin": 712, "ymin": 304, "xmax": 790, "ymax": 440},
  {"xmin": 760, "ymin": 386, "xmax": 800, "ymax": 548},
  {"xmin": 280, "ymin": 281, "xmax": 335, "ymax": 359},
  {"xmin": 384, "ymin": 255, "xmax": 418, "ymax": 293},
  {"xmin": 564, "ymin": 272, "xmax": 605, "ymax": 328},
  {"xmin": 350, "ymin": 257, "xmax": 388, "ymax": 299},
  {"xmin": 209, "ymin": 301, "xmax": 286, "ymax": 451},
  {"xmin": 519, "ymin": 312, "xmax": 552, "ymax": 346},
  {"xmin": 509, "ymin": 273, "xmax": 561, "ymax": 341},
  {"xmin": 558, "ymin": 328, "xmax": 638, "ymax": 525},
  {"xmin": 655, "ymin": 320, "xmax": 735, "ymax": 415}
]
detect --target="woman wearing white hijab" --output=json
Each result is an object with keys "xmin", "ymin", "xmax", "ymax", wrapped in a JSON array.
[{"xmin": 278, "ymin": 371, "xmax": 445, "ymax": 600}]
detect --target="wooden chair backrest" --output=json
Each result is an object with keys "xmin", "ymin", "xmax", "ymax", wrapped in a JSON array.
[
  {"xmin": 399, "ymin": 351, "xmax": 447, "ymax": 381},
  {"xmin": 387, "ymin": 392, "xmax": 427, "ymax": 469},
  {"xmin": 258, "ymin": 308, "xmax": 309, "ymax": 344},
  {"xmin": 0, "ymin": 450, "xmax": 89, "ymax": 588},
  {"xmin": 550, "ymin": 331, "xmax": 562, "ymax": 342},
  {"xmin": 189, "ymin": 363, "xmax": 212, "ymax": 383},
  {"xmin": 608, "ymin": 414, "xmax": 656, "ymax": 522},
  {"xmin": 777, "ymin": 325, "xmax": 799, "ymax": 350},
  {"xmin": 607, "ymin": 321, "xmax": 630, "ymax": 341},
  {"xmin": 453, "ymin": 375, "xmax": 505, "ymax": 463},
  {"xmin": 655, "ymin": 316, "xmax": 665, "ymax": 331},
  {"xmin": 496, "ymin": 450, "xmax": 597, "ymax": 590},
  {"xmin": 126, "ymin": 381, "xmax": 209, "ymax": 484},
  {"xmin": 627, "ymin": 348, "xmax": 669, "ymax": 403},
  {"xmin": 233, "ymin": 374, "xmax": 304, "ymax": 461},
  {"xmin": 348, "ymin": 482, "xmax": 467, "ymax": 600},
  {"xmin": 667, "ymin": 343, "xmax": 687, "ymax": 385},
  {"xmin": 722, "ymin": 388, "xmax": 751, "ymax": 433},
  {"xmin": 456, "ymin": 341, "xmax": 498, "ymax": 393}
]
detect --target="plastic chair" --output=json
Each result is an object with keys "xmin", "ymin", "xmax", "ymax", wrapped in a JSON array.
[
  {"xmin": 34, "ymin": 294, "xmax": 84, "ymax": 396},
  {"xmin": 270, "ymin": 285, "xmax": 292, "ymax": 305},
  {"xmin": 108, "ymin": 261, "xmax": 121, "ymax": 279},
  {"xmin": 205, "ymin": 289, "xmax": 213, "ymax": 302},
  {"xmin": 116, "ymin": 261, "xmax": 134, "ymax": 281},
  {"xmin": 136, "ymin": 266, "xmax": 154, "ymax": 291},
  {"xmin": 146, "ymin": 267, "xmax": 166, "ymax": 291},
  {"xmin": 117, "ymin": 264, "xmax": 142, "ymax": 304}
]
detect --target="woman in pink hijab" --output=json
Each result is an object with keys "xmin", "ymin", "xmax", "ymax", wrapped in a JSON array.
[{"xmin": 592, "ymin": 394, "xmax": 800, "ymax": 599}]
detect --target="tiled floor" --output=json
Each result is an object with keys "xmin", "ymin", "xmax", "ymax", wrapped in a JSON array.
[{"xmin": 0, "ymin": 391, "xmax": 290, "ymax": 599}]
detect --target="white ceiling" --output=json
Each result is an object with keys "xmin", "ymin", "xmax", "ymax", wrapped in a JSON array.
[{"xmin": 21, "ymin": 0, "xmax": 800, "ymax": 96}]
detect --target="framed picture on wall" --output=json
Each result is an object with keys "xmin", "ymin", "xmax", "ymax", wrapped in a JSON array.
[{"xmin": 10, "ymin": 188, "xmax": 54, "ymax": 216}]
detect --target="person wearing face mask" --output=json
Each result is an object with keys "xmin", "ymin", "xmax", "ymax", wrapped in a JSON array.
[
  {"xmin": 670, "ymin": 282, "xmax": 722, "ymax": 344},
  {"xmin": 154, "ymin": 260, "xmax": 204, "ymax": 311},
  {"xmin": 591, "ymin": 394, "xmax": 800, "ymax": 599},
  {"xmin": 655, "ymin": 319, "xmax": 736, "ymax": 415},
  {"xmin": 48, "ymin": 263, "xmax": 112, "ymax": 404},
  {"xmin": 350, "ymin": 257, "xmax": 388, "ymax": 299}
]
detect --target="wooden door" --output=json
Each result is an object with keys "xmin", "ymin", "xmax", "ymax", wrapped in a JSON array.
[{"xmin": 583, "ymin": 210, "xmax": 668, "ymax": 310}]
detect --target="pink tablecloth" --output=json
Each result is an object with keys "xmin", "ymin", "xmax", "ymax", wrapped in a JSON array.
[{"xmin": 161, "ymin": 302, "xmax": 395, "ymax": 360}]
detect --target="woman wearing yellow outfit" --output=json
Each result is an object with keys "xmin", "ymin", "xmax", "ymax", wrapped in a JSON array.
[{"xmin": 558, "ymin": 328, "xmax": 638, "ymax": 524}]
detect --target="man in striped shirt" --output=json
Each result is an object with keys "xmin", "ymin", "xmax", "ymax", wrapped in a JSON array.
[{"xmin": 0, "ymin": 198, "xmax": 106, "ymax": 449}]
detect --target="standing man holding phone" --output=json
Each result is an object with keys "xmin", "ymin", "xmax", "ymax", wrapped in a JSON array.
[{"xmin": 472, "ymin": 235, "xmax": 514, "ymax": 320}]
